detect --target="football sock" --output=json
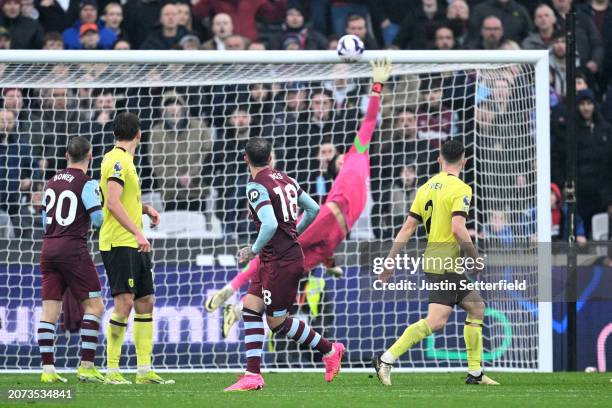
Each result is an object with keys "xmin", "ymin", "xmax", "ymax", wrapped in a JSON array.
[
  {"xmin": 385, "ymin": 319, "xmax": 432, "ymax": 363},
  {"xmin": 80, "ymin": 313, "xmax": 101, "ymax": 366},
  {"xmin": 106, "ymin": 313, "xmax": 128, "ymax": 369},
  {"xmin": 243, "ymin": 308, "xmax": 264, "ymax": 374},
  {"xmin": 134, "ymin": 313, "xmax": 153, "ymax": 371},
  {"xmin": 37, "ymin": 321, "xmax": 56, "ymax": 366},
  {"xmin": 273, "ymin": 316, "xmax": 332, "ymax": 354},
  {"xmin": 464, "ymin": 316, "xmax": 483, "ymax": 375}
]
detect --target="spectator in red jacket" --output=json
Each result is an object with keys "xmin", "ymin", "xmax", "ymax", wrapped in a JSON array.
[
  {"xmin": 192, "ymin": 0, "xmax": 287, "ymax": 41},
  {"xmin": 416, "ymin": 77, "xmax": 456, "ymax": 145}
]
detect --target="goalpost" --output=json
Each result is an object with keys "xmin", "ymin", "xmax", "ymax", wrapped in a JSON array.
[{"xmin": 0, "ymin": 50, "xmax": 551, "ymax": 373}]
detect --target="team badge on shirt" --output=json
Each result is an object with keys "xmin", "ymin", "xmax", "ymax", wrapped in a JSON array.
[
  {"xmin": 248, "ymin": 189, "xmax": 260, "ymax": 204},
  {"xmin": 112, "ymin": 161, "xmax": 123, "ymax": 178},
  {"xmin": 463, "ymin": 195, "xmax": 470, "ymax": 212}
]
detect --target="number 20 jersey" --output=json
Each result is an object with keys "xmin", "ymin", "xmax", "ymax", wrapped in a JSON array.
[
  {"xmin": 42, "ymin": 168, "xmax": 101, "ymax": 256},
  {"xmin": 247, "ymin": 167, "xmax": 303, "ymax": 262}
]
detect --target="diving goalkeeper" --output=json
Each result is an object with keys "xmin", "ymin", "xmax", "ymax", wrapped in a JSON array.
[
  {"xmin": 372, "ymin": 139, "xmax": 499, "ymax": 386},
  {"xmin": 205, "ymin": 58, "xmax": 393, "ymax": 325}
]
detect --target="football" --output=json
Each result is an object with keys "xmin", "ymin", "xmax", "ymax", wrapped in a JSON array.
[{"xmin": 336, "ymin": 34, "xmax": 365, "ymax": 62}]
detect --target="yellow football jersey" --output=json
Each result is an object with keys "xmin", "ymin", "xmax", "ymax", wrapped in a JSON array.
[
  {"xmin": 99, "ymin": 146, "xmax": 142, "ymax": 251},
  {"xmin": 409, "ymin": 172, "xmax": 472, "ymax": 274}
]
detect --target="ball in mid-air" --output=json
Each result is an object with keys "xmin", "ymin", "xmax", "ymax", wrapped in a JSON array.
[{"xmin": 337, "ymin": 34, "xmax": 365, "ymax": 62}]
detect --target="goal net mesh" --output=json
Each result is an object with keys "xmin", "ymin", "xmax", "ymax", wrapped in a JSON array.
[{"xmin": 0, "ymin": 58, "xmax": 542, "ymax": 371}]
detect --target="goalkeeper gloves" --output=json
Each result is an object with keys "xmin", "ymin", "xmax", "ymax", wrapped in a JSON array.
[{"xmin": 370, "ymin": 57, "xmax": 393, "ymax": 93}]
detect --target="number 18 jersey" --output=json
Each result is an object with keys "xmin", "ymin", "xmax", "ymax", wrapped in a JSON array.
[{"xmin": 247, "ymin": 167, "xmax": 303, "ymax": 262}]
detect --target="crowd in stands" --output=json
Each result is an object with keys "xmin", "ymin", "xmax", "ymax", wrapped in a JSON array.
[{"xmin": 0, "ymin": 0, "xmax": 610, "ymax": 260}]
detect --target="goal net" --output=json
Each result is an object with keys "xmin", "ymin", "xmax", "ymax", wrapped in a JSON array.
[{"xmin": 0, "ymin": 50, "xmax": 551, "ymax": 372}]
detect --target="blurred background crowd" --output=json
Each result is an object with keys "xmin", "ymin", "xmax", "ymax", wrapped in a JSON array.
[{"xmin": 0, "ymin": 0, "xmax": 610, "ymax": 261}]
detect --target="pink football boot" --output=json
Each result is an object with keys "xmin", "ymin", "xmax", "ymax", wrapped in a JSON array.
[
  {"xmin": 322, "ymin": 342, "xmax": 346, "ymax": 382},
  {"xmin": 224, "ymin": 374, "xmax": 265, "ymax": 392}
]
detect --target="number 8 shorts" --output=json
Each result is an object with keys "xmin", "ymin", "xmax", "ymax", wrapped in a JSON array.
[{"xmin": 247, "ymin": 248, "xmax": 305, "ymax": 317}]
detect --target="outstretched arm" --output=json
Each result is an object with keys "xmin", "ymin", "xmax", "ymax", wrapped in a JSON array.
[{"xmin": 351, "ymin": 58, "xmax": 393, "ymax": 154}]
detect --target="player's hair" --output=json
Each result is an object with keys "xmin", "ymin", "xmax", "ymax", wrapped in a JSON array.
[
  {"xmin": 104, "ymin": 1, "xmax": 121, "ymax": 14},
  {"xmin": 394, "ymin": 105, "xmax": 416, "ymax": 116},
  {"xmin": 441, "ymin": 139, "xmax": 464, "ymax": 164},
  {"xmin": 346, "ymin": 14, "xmax": 366, "ymax": 26},
  {"xmin": 245, "ymin": 137, "xmax": 271, "ymax": 167},
  {"xmin": 42, "ymin": 31, "xmax": 63, "ymax": 46},
  {"xmin": 67, "ymin": 136, "xmax": 92, "ymax": 163},
  {"xmin": 113, "ymin": 111, "xmax": 140, "ymax": 141},
  {"xmin": 550, "ymin": 30, "xmax": 565, "ymax": 43},
  {"xmin": 309, "ymin": 87, "xmax": 333, "ymax": 101}
]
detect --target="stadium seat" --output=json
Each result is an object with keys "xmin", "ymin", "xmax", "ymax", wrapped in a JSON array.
[
  {"xmin": 141, "ymin": 192, "xmax": 164, "ymax": 213},
  {"xmin": 0, "ymin": 211, "xmax": 15, "ymax": 239},
  {"xmin": 591, "ymin": 212, "xmax": 609, "ymax": 256}
]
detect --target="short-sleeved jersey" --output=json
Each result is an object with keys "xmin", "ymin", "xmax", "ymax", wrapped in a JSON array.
[
  {"xmin": 42, "ymin": 168, "xmax": 102, "ymax": 254},
  {"xmin": 99, "ymin": 146, "xmax": 142, "ymax": 251},
  {"xmin": 409, "ymin": 172, "xmax": 472, "ymax": 274},
  {"xmin": 247, "ymin": 167, "xmax": 302, "ymax": 261}
]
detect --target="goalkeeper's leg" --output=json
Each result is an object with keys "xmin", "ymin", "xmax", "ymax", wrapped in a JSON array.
[
  {"xmin": 374, "ymin": 303, "xmax": 450, "ymax": 386},
  {"xmin": 205, "ymin": 257, "xmax": 260, "ymax": 312},
  {"xmin": 460, "ymin": 294, "xmax": 499, "ymax": 385},
  {"xmin": 37, "ymin": 300, "xmax": 67, "ymax": 383}
]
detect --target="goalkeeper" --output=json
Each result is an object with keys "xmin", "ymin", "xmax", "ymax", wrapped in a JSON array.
[
  {"xmin": 372, "ymin": 139, "xmax": 499, "ymax": 386},
  {"xmin": 205, "ymin": 58, "xmax": 393, "ymax": 322}
]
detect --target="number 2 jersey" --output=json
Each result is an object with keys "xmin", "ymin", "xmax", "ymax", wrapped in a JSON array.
[
  {"xmin": 409, "ymin": 172, "xmax": 472, "ymax": 274},
  {"xmin": 247, "ymin": 167, "xmax": 303, "ymax": 262},
  {"xmin": 42, "ymin": 168, "xmax": 102, "ymax": 259}
]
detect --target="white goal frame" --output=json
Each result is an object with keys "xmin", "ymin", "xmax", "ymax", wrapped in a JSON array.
[{"xmin": 0, "ymin": 49, "xmax": 552, "ymax": 373}]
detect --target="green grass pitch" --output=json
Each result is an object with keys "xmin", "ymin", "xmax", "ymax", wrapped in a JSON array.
[{"xmin": 0, "ymin": 372, "xmax": 609, "ymax": 407}]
